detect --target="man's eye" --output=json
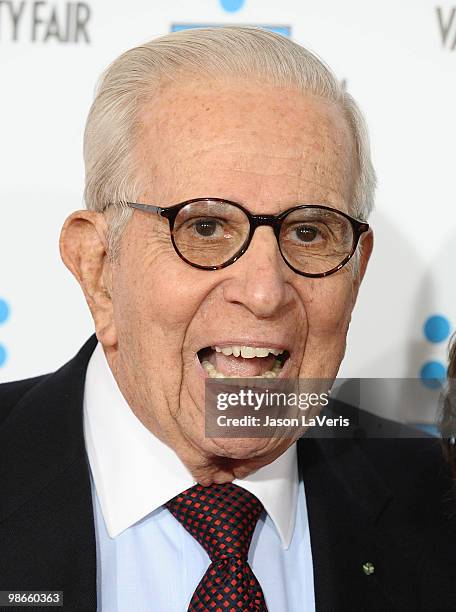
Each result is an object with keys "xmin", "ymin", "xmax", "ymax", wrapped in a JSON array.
[
  {"xmin": 293, "ymin": 225, "xmax": 321, "ymax": 243},
  {"xmin": 189, "ymin": 218, "xmax": 222, "ymax": 237}
]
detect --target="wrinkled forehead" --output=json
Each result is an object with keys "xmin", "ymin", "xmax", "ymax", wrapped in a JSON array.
[{"xmin": 135, "ymin": 79, "xmax": 357, "ymax": 213}]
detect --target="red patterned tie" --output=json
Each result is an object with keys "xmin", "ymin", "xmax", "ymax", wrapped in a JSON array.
[{"xmin": 165, "ymin": 483, "xmax": 268, "ymax": 611}]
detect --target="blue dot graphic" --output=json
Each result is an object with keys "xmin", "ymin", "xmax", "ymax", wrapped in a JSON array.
[
  {"xmin": 0, "ymin": 344, "xmax": 7, "ymax": 367},
  {"xmin": 420, "ymin": 361, "xmax": 446, "ymax": 389},
  {"xmin": 0, "ymin": 299, "xmax": 10, "ymax": 325},
  {"xmin": 424, "ymin": 314, "xmax": 451, "ymax": 343},
  {"xmin": 220, "ymin": 0, "xmax": 245, "ymax": 12}
]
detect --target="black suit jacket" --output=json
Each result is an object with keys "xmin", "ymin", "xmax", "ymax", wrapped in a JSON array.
[{"xmin": 1, "ymin": 336, "xmax": 455, "ymax": 611}]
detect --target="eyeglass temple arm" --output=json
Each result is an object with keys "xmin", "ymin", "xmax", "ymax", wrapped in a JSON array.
[{"xmin": 127, "ymin": 202, "xmax": 163, "ymax": 216}]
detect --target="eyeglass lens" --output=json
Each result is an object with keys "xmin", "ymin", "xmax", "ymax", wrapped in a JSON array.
[{"xmin": 171, "ymin": 199, "xmax": 355, "ymax": 274}]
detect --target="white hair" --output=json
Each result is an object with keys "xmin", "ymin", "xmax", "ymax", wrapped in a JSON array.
[{"xmin": 83, "ymin": 26, "xmax": 376, "ymax": 263}]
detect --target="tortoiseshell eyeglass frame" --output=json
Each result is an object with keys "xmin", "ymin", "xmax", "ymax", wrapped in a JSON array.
[{"xmin": 120, "ymin": 198, "xmax": 370, "ymax": 278}]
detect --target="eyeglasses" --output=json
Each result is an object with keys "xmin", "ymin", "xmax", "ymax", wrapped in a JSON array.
[{"xmin": 125, "ymin": 198, "xmax": 369, "ymax": 278}]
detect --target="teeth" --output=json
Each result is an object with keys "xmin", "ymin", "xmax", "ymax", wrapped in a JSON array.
[
  {"xmin": 203, "ymin": 345, "xmax": 287, "ymax": 378},
  {"xmin": 201, "ymin": 359, "xmax": 283, "ymax": 379},
  {"xmin": 202, "ymin": 360, "xmax": 216, "ymax": 371},
  {"xmin": 212, "ymin": 345, "xmax": 284, "ymax": 358},
  {"xmin": 241, "ymin": 346, "xmax": 255, "ymax": 358}
]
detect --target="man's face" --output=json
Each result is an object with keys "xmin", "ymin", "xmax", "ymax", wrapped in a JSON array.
[{"xmin": 84, "ymin": 79, "xmax": 370, "ymax": 481}]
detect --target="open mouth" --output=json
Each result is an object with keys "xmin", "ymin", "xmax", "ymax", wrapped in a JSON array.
[{"xmin": 197, "ymin": 345, "xmax": 290, "ymax": 378}]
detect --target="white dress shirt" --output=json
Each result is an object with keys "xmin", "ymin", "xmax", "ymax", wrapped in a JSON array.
[{"xmin": 83, "ymin": 342, "xmax": 315, "ymax": 611}]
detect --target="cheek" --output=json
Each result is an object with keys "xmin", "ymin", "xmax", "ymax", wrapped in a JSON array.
[
  {"xmin": 304, "ymin": 275, "xmax": 355, "ymax": 336},
  {"xmin": 113, "ymin": 238, "xmax": 215, "ymax": 353},
  {"xmin": 296, "ymin": 275, "xmax": 356, "ymax": 379}
]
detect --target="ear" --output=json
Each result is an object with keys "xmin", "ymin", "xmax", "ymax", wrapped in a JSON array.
[
  {"xmin": 358, "ymin": 227, "xmax": 374, "ymax": 284},
  {"xmin": 349, "ymin": 227, "xmax": 373, "ymax": 305},
  {"xmin": 59, "ymin": 210, "xmax": 117, "ymax": 348}
]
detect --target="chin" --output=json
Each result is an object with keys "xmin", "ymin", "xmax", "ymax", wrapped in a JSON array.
[{"xmin": 202, "ymin": 436, "xmax": 279, "ymax": 460}]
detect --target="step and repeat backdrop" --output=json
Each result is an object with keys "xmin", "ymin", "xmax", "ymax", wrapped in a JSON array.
[{"xmin": 1, "ymin": 0, "xmax": 455, "ymax": 425}]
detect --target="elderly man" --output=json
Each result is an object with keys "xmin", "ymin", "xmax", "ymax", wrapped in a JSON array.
[{"xmin": 0, "ymin": 26, "xmax": 454, "ymax": 612}]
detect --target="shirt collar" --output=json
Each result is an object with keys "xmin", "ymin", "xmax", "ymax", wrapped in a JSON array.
[{"xmin": 83, "ymin": 342, "xmax": 299, "ymax": 548}]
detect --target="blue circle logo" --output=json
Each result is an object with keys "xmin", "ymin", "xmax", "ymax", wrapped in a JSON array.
[
  {"xmin": 0, "ymin": 298, "xmax": 10, "ymax": 367},
  {"xmin": 0, "ymin": 344, "xmax": 7, "ymax": 368},
  {"xmin": 0, "ymin": 298, "xmax": 10, "ymax": 325},
  {"xmin": 424, "ymin": 314, "xmax": 451, "ymax": 343},
  {"xmin": 420, "ymin": 361, "xmax": 446, "ymax": 389},
  {"xmin": 220, "ymin": 0, "xmax": 245, "ymax": 12}
]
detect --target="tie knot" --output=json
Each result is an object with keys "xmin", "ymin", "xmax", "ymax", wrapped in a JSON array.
[{"xmin": 166, "ymin": 483, "xmax": 263, "ymax": 561}]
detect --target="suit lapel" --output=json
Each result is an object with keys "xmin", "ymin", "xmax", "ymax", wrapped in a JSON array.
[
  {"xmin": 299, "ymin": 431, "xmax": 427, "ymax": 612},
  {"xmin": 0, "ymin": 336, "xmax": 98, "ymax": 610}
]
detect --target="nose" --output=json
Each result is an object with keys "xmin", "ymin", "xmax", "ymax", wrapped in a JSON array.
[{"xmin": 222, "ymin": 226, "xmax": 294, "ymax": 318}]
